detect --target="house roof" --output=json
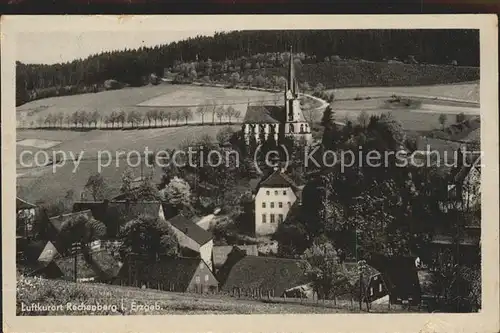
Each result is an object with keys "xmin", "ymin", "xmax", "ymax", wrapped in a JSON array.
[
  {"xmin": 243, "ymin": 105, "xmax": 285, "ymax": 124},
  {"xmin": 130, "ymin": 256, "xmax": 215, "ymax": 291},
  {"xmin": 221, "ymin": 256, "xmax": 310, "ymax": 296},
  {"xmin": 453, "ymin": 154, "xmax": 481, "ymax": 184},
  {"xmin": 55, "ymin": 249, "xmax": 121, "ymax": 280},
  {"xmin": 167, "ymin": 215, "xmax": 213, "ymax": 246},
  {"xmin": 212, "ymin": 245, "xmax": 259, "ymax": 268},
  {"xmin": 16, "ymin": 197, "xmax": 36, "ymax": 210},
  {"xmin": 73, "ymin": 200, "xmax": 161, "ymax": 229},
  {"xmin": 258, "ymin": 169, "xmax": 298, "ymax": 190},
  {"xmin": 48, "ymin": 210, "xmax": 93, "ymax": 232},
  {"xmin": 37, "ymin": 241, "xmax": 59, "ymax": 263},
  {"xmin": 342, "ymin": 262, "xmax": 382, "ymax": 287}
]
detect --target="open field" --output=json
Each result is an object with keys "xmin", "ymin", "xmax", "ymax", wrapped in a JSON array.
[
  {"xmin": 17, "ymin": 277, "xmax": 406, "ymax": 315},
  {"xmin": 327, "ymin": 82, "xmax": 479, "ymax": 102},
  {"xmin": 16, "ymin": 126, "xmax": 237, "ymax": 205},
  {"xmin": 17, "ymin": 84, "xmax": 279, "ymax": 127}
]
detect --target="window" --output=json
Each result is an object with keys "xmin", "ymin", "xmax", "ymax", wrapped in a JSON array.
[
  {"xmin": 262, "ymin": 214, "xmax": 266, "ymax": 223},
  {"xmin": 274, "ymin": 190, "xmax": 278, "ymax": 195},
  {"xmin": 379, "ymin": 284, "xmax": 383, "ymax": 292},
  {"xmin": 270, "ymin": 214, "xmax": 275, "ymax": 223},
  {"xmin": 279, "ymin": 202, "xmax": 283, "ymax": 208},
  {"xmin": 205, "ymin": 274, "xmax": 209, "ymax": 282},
  {"xmin": 262, "ymin": 202, "xmax": 266, "ymax": 208},
  {"xmin": 283, "ymin": 190, "xmax": 287, "ymax": 195},
  {"xmin": 370, "ymin": 287, "xmax": 374, "ymax": 296},
  {"xmin": 278, "ymin": 214, "xmax": 284, "ymax": 223},
  {"xmin": 195, "ymin": 276, "xmax": 201, "ymax": 283},
  {"xmin": 266, "ymin": 190, "xmax": 270, "ymax": 195},
  {"xmin": 270, "ymin": 202, "xmax": 275, "ymax": 208}
]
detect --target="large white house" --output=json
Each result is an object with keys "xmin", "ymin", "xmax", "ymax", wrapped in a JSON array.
[
  {"xmin": 243, "ymin": 47, "xmax": 312, "ymax": 145},
  {"xmin": 164, "ymin": 214, "xmax": 214, "ymax": 271},
  {"xmin": 254, "ymin": 169, "xmax": 301, "ymax": 236}
]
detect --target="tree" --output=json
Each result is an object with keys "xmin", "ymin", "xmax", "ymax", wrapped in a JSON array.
[
  {"xmin": 224, "ymin": 106, "xmax": 236, "ymax": 124},
  {"xmin": 209, "ymin": 101, "xmax": 218, "ymax": 124},
  {"xmin": 120, "ymin": 169, "xmax": 134, "ymax": 195},
  {"xmin": 58, "ymin": 214, "xmax": 107, "ymax": 254},
  {"xmin": 109, "ymin": 111, "xmax": 118, "ymax": 128},
  {"xmin": 216, "ymin": 126, "xmax": 235, "ymax": 146},
  {"xmin": 456, "ymin": 112, "xmax": 466, "ymax": 123},
  {"xmin": 216, "ymin": 105, "xmax": 225, "ymax": 124},
  {"xmin": 163, "ymin": 110, "xmax": 172, "ymax": 126},
  {"xmin": 439, "ymin": 113, "xmax": 448, "ymax": 130},
  {"xmin": 84, "ymin": 173, "xmax": 108, "ymax": 201},
  {"xmin": 161, "ymin": 176, "xmax": 192, "ymax": 208},
  {"xmin": 118, "ymin": 110, "xmax": 127, "ymax": 127},
  {"xmin": 90, "ymin": 110, "xmax": 100, "ymax": 128},
  {"xmin": 158, "ymin": 110, "xmax": 165, "ymax": 126},
  {"xmin": 182, "ymin": 107, "xmax": 193, "ymax": 125},
  {"xmin": 229, "ymin": 72, "xmax": 240, "ymax": 86},
  {"xmin": 196, "ymin": 103, "xmax": 207, "ymax": 125},
  {"xmin": 119, "ymin": 215, "xmax": 179, "ymax": 261},
  {"xmin": 357, "ymin": 111, "xmax": 369, "ymax": 128},
  {"xmin": 173, "ymin": 109, "xmax": 182, "ymax": 126},
  {"xmin": 233, "ymin": 110, "xmax": 241, "ymax": 122},
  {"xmin": 302, "ymin": 241, "xmax": 348, "ymax": 301}
]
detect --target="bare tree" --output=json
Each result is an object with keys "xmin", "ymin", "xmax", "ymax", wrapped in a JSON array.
[
  {"xmin": 173, "ymin": 109, "xmax": 182, "ymax": 126},
  {"xmin": 164, "ymin": 110, "xmax": 172, "ymax": 126},
  {"xmin": 216, "ymin": 106, "xmax": 225, "ymax": 124},
  {"xmin": 196, "ymin": 103, "xmax": 208, "ymax": 125},
  {"xmin": 182, "ymin": 108, "xmax": 193, "ymax": 125}
]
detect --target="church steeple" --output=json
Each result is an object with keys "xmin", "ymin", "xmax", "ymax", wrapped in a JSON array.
[{"xmin": 288, "ymin": 46, "xmax": 297, "ymax": 96}]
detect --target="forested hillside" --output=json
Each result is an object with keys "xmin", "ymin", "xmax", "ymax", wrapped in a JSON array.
[{"xmin": 16, "ymin": 29, "xmax": 479, "ymax": 106}]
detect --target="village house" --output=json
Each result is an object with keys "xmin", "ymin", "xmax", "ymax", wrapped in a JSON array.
[
  {"xmin": 253, "ymin": 169, "xmax": 302, "ymax": 236},
  {"xmin": 165, "ymin": 214, "xmax": 214, "ymax": 271},
  {"xmin": 221, "ymin": 255, "xmax": 310, "ymax": 298},
  {"xmin": 342, "ymin": 261, "xmax": 389, "ymax": 303},
  {"xmin": 212, "ymin": 244, "xmax": 258, "ymax": 275},
  {"xmin": 55, "ymin": 248, "xmax": 122, "ymax": 283},
  {"xmin": 115, "ymin": 256, "xmax": 218, "ymax": 293},
  {"xmin": 242, "ymin": 47, "xmax": 312, "ymax": 145}
]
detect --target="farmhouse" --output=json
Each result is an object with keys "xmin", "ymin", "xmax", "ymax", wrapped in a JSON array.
[
  {"xmin": 55, "ymin": 248, "xmax": 121, "ymax": 283},
  {"xmin": 221, "ymin": 255, "xmax": 310, "ymax": 297},
  {"xmin": 253, "ymin": 168, "xmax": 302, "ymax": 236},
  {"xmin": 166, "ymin": 214, "xmax": 214, "ymax": 271},
  {"xmin": 243, "ymin": 47, "xmax": 312, "ymax": 145},
  {"xmin": 115, "ymin": 256, "xmax": 218, "ymax": 293},
  {"xmin": 342, "ymin": 261, "xmax": 388, "ymax": 303},
  {"xmin": 212, "ymin": 244, "xmax": 258, "ymax": 274}
]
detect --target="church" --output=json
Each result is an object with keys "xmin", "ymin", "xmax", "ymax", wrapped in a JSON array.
[{"xmin": 242, "ymin": 48, "xmax": 313, "ymax": 145}]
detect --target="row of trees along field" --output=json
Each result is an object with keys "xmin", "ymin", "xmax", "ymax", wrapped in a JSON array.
[
  {"xmin": 16, "ymin": 29, "xmax": 479, "ymax": 106},
  {"xmin": 19, "ymin": 104, "xmax": 242, "ymax": 129}
]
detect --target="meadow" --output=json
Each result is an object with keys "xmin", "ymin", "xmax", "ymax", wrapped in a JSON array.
[
  {"xmin": 17, "ymin": 84, "xmax": 279, "ymax": 127},
  {"xmin": 17, "ymin": 276, "xmax": 406, "ymax": 315},
  {"xmin": 16, "ymin": 125, "xmax": 238, "ymax": 205}
]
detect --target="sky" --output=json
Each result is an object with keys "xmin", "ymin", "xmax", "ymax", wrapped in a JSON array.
[{"xmin": 16, "ymin": 30, "xmax": 217, "ymax": 65}]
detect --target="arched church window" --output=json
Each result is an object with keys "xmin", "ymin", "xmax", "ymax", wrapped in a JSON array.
[
  {"xmin": 289, "ymin": 124, "xmax": 294, "ymax": 133},
  {"xmin": 300, "ymin": 124, "xmax": 304, "ymax": 133}
]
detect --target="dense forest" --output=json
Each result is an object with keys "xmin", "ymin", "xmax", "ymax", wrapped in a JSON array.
[{"xmin": 16, "ymin": 29, "xmax": 479, "ymax": 106}]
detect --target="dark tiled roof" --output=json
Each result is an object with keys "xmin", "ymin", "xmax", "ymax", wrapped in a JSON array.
[
  {"xmin": 243, "ymin": 105, "xmax": 284, "ymax": 124},
  {"xmin": 168, "ymin": 215, "xmax": 213, "ymax": 245},
  {"xmin": 55, "ymin": 249, "xmax": 121, "ymax": 280},
  {"xmin": 212, "ymin": 245, "xmax": 258, "ymax": 268},
  {"xmin": 16, "ymin": 197, "xmax": 36, "ymax": 210},
  {"xmin": 221, "ymin": 256, "xmax": 310, "ymax": 296},
  {"xmin": 135, "ymin": 257, "xmax": 214, "ymax": 291},
  {"xmin": 49, "ymin": 210, "xmax": 93, "ymax": 232},
  {"xmin": 453, "ymin": 154, "xmax": 481, "ymax": 184},
  {"xmin": 73, "ymin": 200, "xmax": 161, "ymax": 236},
  {"xmin": 259, "ymin": 169, "xmax": 298, "ymax": 189},
  {"xmin": 342, "ymin": 262, "xmax": 382, "ymax": 286}
]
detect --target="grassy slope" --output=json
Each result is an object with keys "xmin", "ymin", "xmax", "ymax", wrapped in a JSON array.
[
  {"xmin": 16, "ymin": 125, "xmax": 238, "ymax": 205},
  {"xmin": 17, "ymin": 84, "xmax": 278, "ymax": 126},
  {"xmin": 17, "ymin": 277, "xmax": 403, "ymax": 315}
]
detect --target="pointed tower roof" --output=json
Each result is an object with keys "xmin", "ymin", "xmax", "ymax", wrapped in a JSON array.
[{"xmin": 288, "ymin": 46, "xmax": 296, "ymax": 95}]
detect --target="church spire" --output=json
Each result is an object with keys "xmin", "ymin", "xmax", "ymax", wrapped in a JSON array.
[{"xmin": 288, "ymin": 45, "xmax": 296, "ymax": 95}]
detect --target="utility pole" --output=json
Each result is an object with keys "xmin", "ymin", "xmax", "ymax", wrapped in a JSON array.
[{"xmin": 72, "ymin": 242, "xmax": 81, "ymax": 283}]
